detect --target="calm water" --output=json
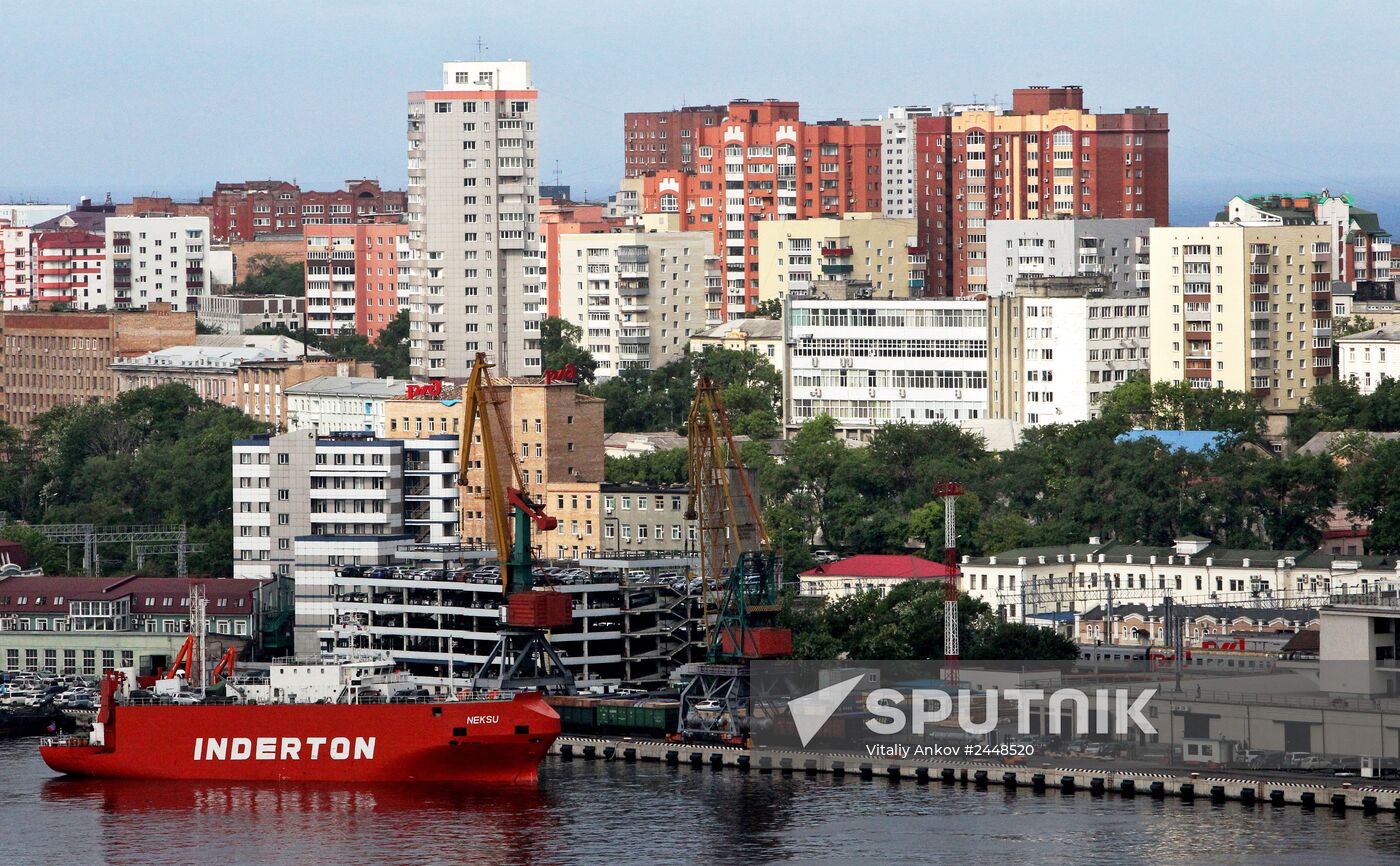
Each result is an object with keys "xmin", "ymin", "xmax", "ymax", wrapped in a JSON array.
[{"xmin": 2, "ymin": 739, "xmax": 1398, "ymax": 866}]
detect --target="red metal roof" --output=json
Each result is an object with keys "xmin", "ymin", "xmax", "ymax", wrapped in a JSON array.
[
  {"xmin": 0, "ymin": 575, "xmax": 267, "ymax": 615},
  {"xmin": 800, "ymin": 555, "xmax": 954, "ymax": 580}
]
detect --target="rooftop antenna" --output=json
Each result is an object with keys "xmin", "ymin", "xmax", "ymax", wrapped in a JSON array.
[
  {"xmin": 553, "ymin": 160, "xmax": 561, "ymax": 189},
  {"xmin": 475, "ymin": 37, "xmax": 488, "ymax": 58}
]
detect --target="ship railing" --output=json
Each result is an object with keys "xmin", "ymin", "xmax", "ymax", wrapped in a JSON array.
[{"xmin": 40, "ymin": 735, "xmax": 90, "ymax": 748}]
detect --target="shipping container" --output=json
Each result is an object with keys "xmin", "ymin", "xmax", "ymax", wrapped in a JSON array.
[
  {"xmin": 507, "ymin": 590, "xmax": 573, "ymax": 628},
  {"xmin": 719, "ymin": 626, "xmax": 792, "ymax": 658}
]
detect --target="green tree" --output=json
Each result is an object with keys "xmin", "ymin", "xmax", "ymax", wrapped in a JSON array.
[
  {"xmin": 1099, "ymin": 378, "xmax": 1263, "ymax": 436},
  {"xmin": 0, "ymin": 525, "xmax": 66, "ymax": 575},
  {"xmin": 750, "ymin": 298, "xmax": 782, "ymax": 319},
  {"xmin": 1333, "ymin": 315, "xmax": 1377, "ymax": 338},
  {"xmin": 237, "ymin": 255, "xmax": 304, "ymax": 296},
  {"xmin": 371, "ymin": 309, "xmax": 411, "ymax": 379},
  {"xmin": 1342, "ymin": 439, "xmax": 1400, "ymax": 553},
  {"xmin": 1289, "ymin": 379, "xmax": 1363, "ymax": 445},
  {"xmin": 539, "ymin": 316, "xmax": 598, "ymax": 383},
  {"xmin": 604, "ymin": 448, "xmax": 688, "ymax": 485}
]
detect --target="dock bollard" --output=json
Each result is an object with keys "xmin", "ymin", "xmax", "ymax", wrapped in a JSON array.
[
  {"xmin": 709, "ymin": 753, "xmax": 723, "ymax": 770},
  {"xmin": 1003, "ymin": 772, "xmax": 1018, "ymax": 789},
  {"xmin": 1362, "ymin": 796, "xmax": 1378, "ymax": 814},
  {"xmin": 1239, "ymin": 787, "xmax": 1255, "ymax": 805},
  {"xmin": 602, "ymin": 746, "xmax": 615, "ymax": 761},
  {"xmin": 831, "ymin": 761, "xmax": 845, "ymax": 777},
  {"xmin": 1149, "ymin": 781, "xmax": 1165, "ymax": 799},
  {"xmin": 1089, "ymin": 778, "xmax": 1105, "ymax": 795},
  {"xmin": 559, "ymin": 744, "xmax": 574, "ymax": 761},
  {"xmin": 914, "ymin": 767, "xmax": 929, "ymax": 783},
  {"xmin": 1031, "ymin": 773, "xmax": 1047, "ymax": 792},
  {"xmin": 1180, "ymin": 783, "xmax": 1195, "ymax": 802},
  {"xmin": 623, "ymin": 747, "xmax": 636, "ymax": 763},
  {"xmin": 888, "ymin": 766, "xmax": 901, "ymax": 781},
  {"xmin": 859, "ymin": 763, "xmax": 873, "ymax": 779},
  {"xmin": 804, "ymin": 759, "xmax": 818, "ymax": 776},
  {"xmin": 941, "ymin": 768, "xmax": 957, "ymax": 784},
  {"xmin": 582, "ymin": 745, "xmax": 596, "ymax": 760},
  {"xmin": 688, "ymin": 751, "xmax": 702, "ymax": 767},
  {"xmin": 1060, "ymin": 775, "xmax": 1076, "ymax": 793},
  {"xmin": 736, "ymin": 755, "xmax": 749, "ymax": 772},
  {"xmin": 665, "ymin": 750, "xmax": 679, "ymax": 765},
  {"xmin": 1210, "ymin": 785, "xmax": 1226, "ymax": 804},
  {"xmin": 1120, "ymin": 779, "xmax": 1136, "ymax": 797},
  {"xmin": 973, "ymin": 770, "xmax": 989, "ymax": 787},
  {"xmin": 1300, "ymin": 791, "xmax": 1316, "ymax": 809},
  {"xmin": 1269, "ymin": 790, "xmax": 1285, "ymax": 806},
  {"xmin": 1331, "ymin": 794, "xmax": 1347, "ymax": 811}
]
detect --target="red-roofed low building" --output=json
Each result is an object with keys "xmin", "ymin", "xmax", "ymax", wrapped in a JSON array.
[
  {"xmin": 0, "ymin": 575, "xmax": 273, "ymax": 678},
  {"xmin": 798, "ymin": 554, "xmax": 954, "ymax": 599}
]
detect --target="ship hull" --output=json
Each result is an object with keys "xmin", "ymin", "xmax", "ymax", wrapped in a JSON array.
[{"xmin": 40, "ymin": 694, "xmax": 559, "ymax": 783}]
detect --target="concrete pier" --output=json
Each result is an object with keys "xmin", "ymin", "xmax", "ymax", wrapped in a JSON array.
[{"xmin": 551, "ymin": 735, "xmax": 1400, "ymax": 813}]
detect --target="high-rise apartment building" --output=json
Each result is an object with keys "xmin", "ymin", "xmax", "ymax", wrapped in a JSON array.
[
  {"xmin": 987, "ymin": 275, "xmax": 1150, "ymax": 427},
  {"xmin": 0, "ymin": 206, "xmax": 68, "ymax": 310},
  {"xmin": 1148, "ymin": 224, "xmax": 1333, "ymax": 412},
  {"xmin": 408, "ymin": 60, "xmax": 543, "ymax": 379},
  {"xmin": 755, "ymin": 213, "xmax": 922, "ymax": 304},
  {"xmin": 911, "ymin": 87, "xmax": 1168, "ymax": 296},
  {"xmin": 555, "ymin": 230, "xmax": 711, "ymax": 377},
  {"xmin": 303, "ymin": 217, "xmax": 409, "ymax": 338},
  {"xmin": 984, "ymin": 218, "xmax": 1153, "ymax": 296},
  {"xmin": 639, "ymin": 99, "xmax": 883, "ymax": 317},
  {"xmin": 880, "ymin": 106, "xmax": 932, "ymax": 219},
  {"xmin": 0, "ymin": 304, "xmax": 196, "ymax": 427},
  {"xmin": 624, "ymin": 105, "xmax": 727, "ymax": 177},
  {"xmin": 212, "ymin": 180, "xmax": 405, "ymax": 242}
]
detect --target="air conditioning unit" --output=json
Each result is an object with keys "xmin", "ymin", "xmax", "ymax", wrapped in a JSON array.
[
  {"xmin": 898, "ymin": 388, "xmax": 907, "ymax": 398},
  {"xmin": 954, "ymin": 389, "xmax": 963, "ymax": 399},
  {"xmin": 605, "ymin": 506, "xmax": 614, "ymax": 515},
  {"xmin": 839, "ymin": 357, "xmax": 853, "ymax": 368},
  {"xmin": 868, "ymin": 388, "xmax": 876, "ymax": 397}
]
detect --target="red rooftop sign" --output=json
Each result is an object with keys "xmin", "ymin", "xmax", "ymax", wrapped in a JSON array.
[
  {"xmin": 405, "ymin": 380, "xmax": 443, "ymax": 399},
  {"xmin": 543, "ymin": 363, "xmax": 577, "ymax": 385}
]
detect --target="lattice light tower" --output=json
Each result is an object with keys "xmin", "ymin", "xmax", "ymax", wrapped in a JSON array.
[{"xmin": 934, "ymin": 481, "xmax": 965, "ymax": 681}]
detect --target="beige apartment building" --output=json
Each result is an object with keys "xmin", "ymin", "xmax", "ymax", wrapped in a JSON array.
[
  {"xmin": 1148, "ymin": 224, "xmax": 1333, "ymax": 412},
  {"xmin": 236, "ymin": 358, "xmax": 375, "ymax": 431},
  {"xmin": 756, "ymin": 213, "xmax": 923, "ymax": 304},
  {"xmin": 555, "ymin": 230, "xmax": 711, "ymax": 378}
]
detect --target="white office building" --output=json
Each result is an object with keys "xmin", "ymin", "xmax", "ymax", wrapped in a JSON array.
[
  {"xmin": 407, "ymin": 60, "xmax": 543, "ymax": 379},
  {"xmin": 785, "ymin": 297, "xmax": 990, "ymax": 440}
]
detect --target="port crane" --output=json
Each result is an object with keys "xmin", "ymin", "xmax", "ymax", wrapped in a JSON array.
[
  {"xmin": 677, "ymin": 377, "xmax": 790, "ymax": 743},
  {"xmin": 456, "ymin": 353, "xmax": 576, "ymax": 694}
]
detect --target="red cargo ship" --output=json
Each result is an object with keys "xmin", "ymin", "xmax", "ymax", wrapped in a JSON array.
[{"xmin": 39, "ymin": 652, "xmax": 560, "ymax": 783}]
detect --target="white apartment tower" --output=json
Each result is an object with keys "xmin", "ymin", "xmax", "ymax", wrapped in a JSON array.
[
  {"xmin": 879, "ymin": 106, "xmax": 931, "ymax": 219},
  {"xmin": 407, "ymin": 60, "xmax": 543, "ymax": 379}
]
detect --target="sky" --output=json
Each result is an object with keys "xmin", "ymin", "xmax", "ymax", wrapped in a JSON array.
[{"xmin": 3, "ymin": 1, "xmax": 1398, "ymax": 227}]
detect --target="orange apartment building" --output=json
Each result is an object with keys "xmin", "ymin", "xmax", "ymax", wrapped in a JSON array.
[
  {"xmin": 636, "ymin": 88, "xmax": 1168, "ymax": 303},
  {"xmin": 0, "ymin": 303, "xmax": 196, "ymax": 427},
  {"xmin": 639, "ymin": 99, "xmax": 883, "ymax": 316},
  {"xmin": 914, "ymin": 86, "xmax": 1168, "ymax": 295},
  {"xmin": 303, "ymin": 217, "xmax": 408, "ymax": 339},
  {"xmin": 624, "ymin": 104, "xmax": 727, "ymax": 177}
]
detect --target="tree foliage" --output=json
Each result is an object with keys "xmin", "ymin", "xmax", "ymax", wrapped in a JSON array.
[
  {"xmin": 248, "ymin": 309, "xmax": 410, "ymax": 378},
  {"xmin": 585, "ymin": 347, "xmax": 782, "ymax": 437},
  {"xmin": 539, "ymin": 316, "xmax": 598, "ymax": 384},
  {"xmin": 1098, "ymin": 376, "xmax": 1263, "ymax": 436},
  {"xmin": 236, "ymin": 255, "xmax": 304, "ymax": 296},
  {"xmin": 604, "ymin": 448, "xmax": 688, "ymax": 486},
  {"xmin": 781, "ymin": 581, "xmax": 1078, "ymax": 661},
  {"xmin": 1, "ymin": 385, "xmax": 269, "ymax": 576}
]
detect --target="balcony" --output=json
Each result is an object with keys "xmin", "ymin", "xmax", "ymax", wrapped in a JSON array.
[
  {"xmin": 908, "ymin": 279, "xmax": 925, "ymax": 290},
  {"xmin": 1250, "ymin": 271, "xmax": 1269, "ymax": 284},
  {"xmin": 821, "ymin": 247, "xmax": 854, "ymax": 257},
  {"xmin": 618, "ymin": 279, "xmax": 649, "ymax": 297},
  {"xmin": 1184, "ymin": 329, "xmax": 1211, "ymax": 342},
  {"xmin": 821, "ymin": 264, "xmax": 854, "ymax": 275}
]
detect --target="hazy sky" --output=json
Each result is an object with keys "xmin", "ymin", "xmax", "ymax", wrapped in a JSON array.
[{"xmin": 3, "ymin": 1, "xmax": 1397, "ymax": 226}]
